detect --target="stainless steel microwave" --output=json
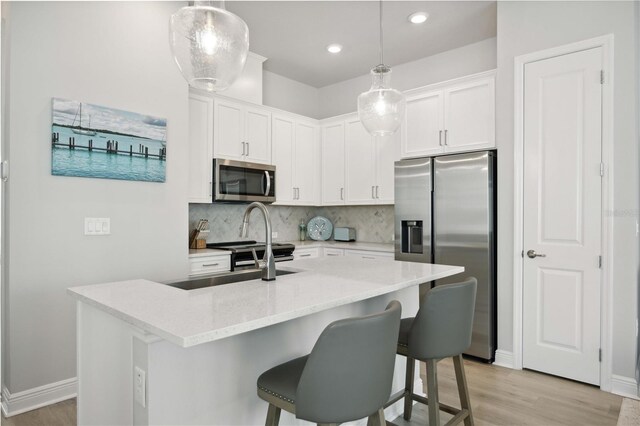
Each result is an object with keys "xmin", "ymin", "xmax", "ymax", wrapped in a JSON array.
[{"xmin": 213, "ymin": 159, "xmax": 276, "ymax": 203}]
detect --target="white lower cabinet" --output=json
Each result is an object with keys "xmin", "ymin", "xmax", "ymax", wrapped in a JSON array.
[
  {"xmin": 343, "ymin": 249, "xmax": 394, "ymax": 260},
  {"xmin": 322, "ymin": 248, "xmax": 345, "ymax": 257},
  {"xmin": 189, "ymin": 253, "xmax": 231, "ymax": 277},
  {"xmin": 293, "ymin": 247, "xmax": 320, "ymax": 260}
]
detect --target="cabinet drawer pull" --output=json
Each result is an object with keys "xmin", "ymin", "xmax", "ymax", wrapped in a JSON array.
[
  {"xmin": 362, "ymin": 256, "xmax": 375, "ymax": 259},
  {"xmin": 203, "ymin": 263, "xmax": 220, "ymax": 267},
  {"xmin": 327, "ymin": 253, "xmax": 340, "ymax": 256},
  {"xmin": 299, "ymin": 254, "xmax": 311, "ymax": 257}
]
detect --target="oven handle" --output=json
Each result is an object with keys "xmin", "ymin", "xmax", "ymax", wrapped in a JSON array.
[{"xmin": 235, "ymin": 255, "xmax": 294, "ymax": 267}]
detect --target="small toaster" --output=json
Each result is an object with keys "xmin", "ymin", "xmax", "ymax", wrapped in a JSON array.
[{"xmin": 334, "ymin": 227, "xmax": 356, "ymax": 242}]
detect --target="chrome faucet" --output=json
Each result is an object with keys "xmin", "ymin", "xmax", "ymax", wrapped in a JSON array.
[{"xmin": 240, "ymin": 202, "xmax": 276, "ymax": 281}]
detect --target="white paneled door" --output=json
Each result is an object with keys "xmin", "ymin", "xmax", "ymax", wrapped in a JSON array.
[{"xmin": 522, "ymin": 47, "xmax": 603, "ymax": 385}]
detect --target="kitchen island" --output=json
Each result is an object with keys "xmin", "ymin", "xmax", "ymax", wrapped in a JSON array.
[{"xmin": 69, "ymin": 256, "xmax": 463, "ymax": 425}]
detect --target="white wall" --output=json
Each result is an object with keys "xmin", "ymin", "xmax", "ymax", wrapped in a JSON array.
[
  {"xmin": 496, "ymin": 1, "xmax": 639, "ymax": 380},
  {"xmin": 317, "ymin": 37, "xmax": 497, "ymax": 119},
  {"xmin": 263, "ymin": 70, "xmax": 320, "ymax": 118},
  {"xmin": 4, "ymin": 1, "xmax": 189, "ymax": 394}
]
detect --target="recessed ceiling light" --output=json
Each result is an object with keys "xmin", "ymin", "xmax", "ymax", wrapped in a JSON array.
[
  {"xmin": 326, "ymin": 44, "xmax": 343, "ymax": 54},
  {"xmin": 408, "ymin": 12, "xmax": 429, "ymax": 24}
]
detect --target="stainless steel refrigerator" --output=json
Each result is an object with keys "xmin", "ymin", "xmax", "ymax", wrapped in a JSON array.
[{"xmin": 394, "ymin": 151, "xmax": 496, "ymax": 361}]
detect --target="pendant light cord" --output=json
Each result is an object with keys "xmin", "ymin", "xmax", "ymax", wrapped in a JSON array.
[{"xmin": 379, "ymin": 0, "xmax": 383, "ymax": 65}]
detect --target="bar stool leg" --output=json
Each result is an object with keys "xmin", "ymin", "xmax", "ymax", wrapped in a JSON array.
[
  {"xmin": 453, "ymin": 354, "xmax": 474, "ymax": 426},
  {"xmin": 403, "ymin": 357, "xmax": 415, "ymax": 420},
  {"xmin": 425, "ymin": 359, "xmax": 440, "ymax": 426},
  {"xmin": 367, "ymin": 408, "xmax": 386, "ymax": 426},
  {"xmin": 265, "ymin": 403, "xmax": 281, "ymax": 426}
]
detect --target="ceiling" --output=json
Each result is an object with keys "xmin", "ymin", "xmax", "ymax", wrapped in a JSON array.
[{"xmin": 225, "ymin": 1, "xmax": 497, "ymax": 88}]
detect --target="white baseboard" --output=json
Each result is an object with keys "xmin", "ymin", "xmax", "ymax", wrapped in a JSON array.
[
  {"xmin": 611, "ymin": 375, "xmax": 639, "ymax": 400},
  {"xmin": 493, "ymin": 350, "xmax": 515, "ymax": 369},
  {"xmin": 1, "ymin": 378, "xmax": 77, "ymax": 417}
]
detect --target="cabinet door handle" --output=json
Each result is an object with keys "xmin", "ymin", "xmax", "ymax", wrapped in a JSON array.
[
  {"xmin": 246, "ymin": 142, "xmax": 250, "ymax": 156},
  {"xmin": 444, "ymin": 130, "xmax": 448, "ymax": 146},
  {"xmin": 340, "ymin": 187, "xmax": 344, "ymax": 200},
  {"xmin": 439, "ymin": 130, "xmax": 443, "ymax": 146},
  {"xmin": 203, "ymin": 263, "xmax": 220, "ymax": 267},
  {"xmin": 241, "ymin": 141, "xmax": 246, "ymax": 156},
  {"xmin": 375, "ymin": 185, "xmax": 379, "ymax": 199},
  {"xmin": 371, "ymin": 186, "xmax": 375, "ymax": 199},
  {"xmin": 209, "ymin": 181, "xmax": 212, "ymax": 197}
]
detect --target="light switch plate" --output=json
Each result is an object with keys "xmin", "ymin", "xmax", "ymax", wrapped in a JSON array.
[
  {"xmin": 134, "ymin": 366, "xmax": 146, "ymax": 408},
  {"xmin": 84, "ymin": 218, "xmax": 111, "ymax": 236}
]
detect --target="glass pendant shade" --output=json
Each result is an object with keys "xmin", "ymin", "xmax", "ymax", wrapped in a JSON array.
[
  {"xmin": 169, "ymin": 5, "xmax": 249, "ymax": 92},
  {"xmin": 358, "ymin": 65, "xmax": 406, "ymax": 136}
]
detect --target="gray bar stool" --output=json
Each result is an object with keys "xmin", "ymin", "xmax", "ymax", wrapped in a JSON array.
[
  {"xmin": 257, "ymin": 300, "xmax": 402, "ymax": 426},
  {"xmin": 387, "ymin": 278, "xmax": 477, "ymax": 426}
]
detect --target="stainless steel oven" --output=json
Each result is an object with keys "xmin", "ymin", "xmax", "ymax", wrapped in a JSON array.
[{"xmin": 213, "ymin": 159, "xmax": 276, "ymax": 203}]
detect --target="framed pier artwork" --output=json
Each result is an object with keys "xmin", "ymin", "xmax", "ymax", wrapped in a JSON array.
[{"xmin": 51, "ymin": 98, "xmax": 167, "ymax": 182}]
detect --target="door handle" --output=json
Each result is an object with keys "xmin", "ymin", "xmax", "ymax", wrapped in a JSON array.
[
  {"xmin": 246, "ymin": 142, "xmax": 249, "ymax": 156},
  {"xmin": 340, "ymin": 187, "xmax": 344, "ymax": 200},
  {"xmin": 241, "ymin": 142, "xmax": 246, "ymax": 156},
  {"xmin": 375, "ymin": 185, "xmax": 379, "ymax": 199},
  {"xmin": 526, "ymin": 249, "xmax": 546, "ymax": 259},
  {"xmin": 371, "ymin": 186, "xmax": 375, "ymax": 199},
  {"xmin": 444, "ymin": 129, "xmax": 448, "ymax": 146},
  {"xmin": 263, "ymin": 171, "xmax": 271, "ymax": 196},
  {"xmin": 439, "ymin": 130, "xmax": 443, "ymax": 146}
]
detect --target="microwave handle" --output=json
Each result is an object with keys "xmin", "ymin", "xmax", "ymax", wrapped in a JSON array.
[{"xmin": 263, "ymin": 171, "xmax": 271, "ymax": 197}]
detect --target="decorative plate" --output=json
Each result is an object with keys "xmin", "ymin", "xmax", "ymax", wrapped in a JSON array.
[{"xmin": 307, "ymin": 216, "xmax": 333, "ymax": 241}]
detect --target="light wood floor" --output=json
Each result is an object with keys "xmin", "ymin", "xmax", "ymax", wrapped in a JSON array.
[{"xmin": 1, "ymin": 358, "xmax": 622, "ymax": 426}]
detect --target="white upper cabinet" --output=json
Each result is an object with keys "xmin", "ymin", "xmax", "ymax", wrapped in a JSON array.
[
  {"xmin": 188, "ymin": 94, "xmax": 214, "ymax": 203},
  {"xmin": 321, "ymin": 121, "xmax": 346, "ymax": 205},
  {"xmin": 443, "ymin": 77, "xmax": 495, "ymax": 151},
  {"xmin": 402, "ymin": 90, "xmax": 444, "ymax": 158},
  {"xmin": 214, "ymin": 98, "xmax": 272, "ymax": 164},
  {"xmin": 401, "ymin": 71, "xmax": 495, "ymax": 158},
  {"xmin": 345, "ymin": 117, "xmax": 376, "ymax": 204},
  {"xmin": 374, "ymin": 131, "xmax": 398, "ymax": 204},
  {"xmin": 272, "ymin": 114, "xmax": 296, "ymax": 204},
  {"xmin": 344, "ymin": 116, "xmax": 394, "ymax": 205},
  {"xmin": 244, "ymin": 106, "xmax": 272, "ymax": 164},
  {"xmin": 294, "ymin": 121, "xmax": 319, "ymax": 204},
  {"xmin": 272, "ymin": 113, "xmax": 320, "ymax": 206}
]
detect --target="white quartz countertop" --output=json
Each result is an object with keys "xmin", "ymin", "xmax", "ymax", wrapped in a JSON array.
[
  {"xmin": 292, "ymin": 240, "xmax": 394, "ymax": 252},
  {"xmin": 68, "ymin": 257, "xmax": 463, "ymax": 348}
]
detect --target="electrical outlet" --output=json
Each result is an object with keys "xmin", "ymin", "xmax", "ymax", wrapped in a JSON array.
[
  {"xmin": 84, "ymin": 218, "xmax": 111, "ymax": 236},
  {"xmin": 134, "ymin": 366, "xmax": 146, "ymax": 407}
]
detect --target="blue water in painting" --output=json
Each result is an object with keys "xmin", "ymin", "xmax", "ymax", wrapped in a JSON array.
[{"xmin": 51, "ymin": 125, "xmax": 165, "ymax": 182}]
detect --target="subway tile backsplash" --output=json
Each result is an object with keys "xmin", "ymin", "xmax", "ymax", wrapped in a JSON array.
[{"xmin": 189, "ymin": 204, "xmax": 394, "ymax": 244}]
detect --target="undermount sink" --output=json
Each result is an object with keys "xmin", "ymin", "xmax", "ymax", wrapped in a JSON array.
[{"xmin": 163, "ymin": 269, "xmax": 298, "ymax": 291}]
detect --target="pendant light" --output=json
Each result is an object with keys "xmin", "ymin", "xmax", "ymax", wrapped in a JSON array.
[
  {"xmin": 357, "ymin": 0, "xmax": 406, "ymax": 136},
  {"xmin": 169, "ymin": 1, "xmax": 249, "ymax": 92}
]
